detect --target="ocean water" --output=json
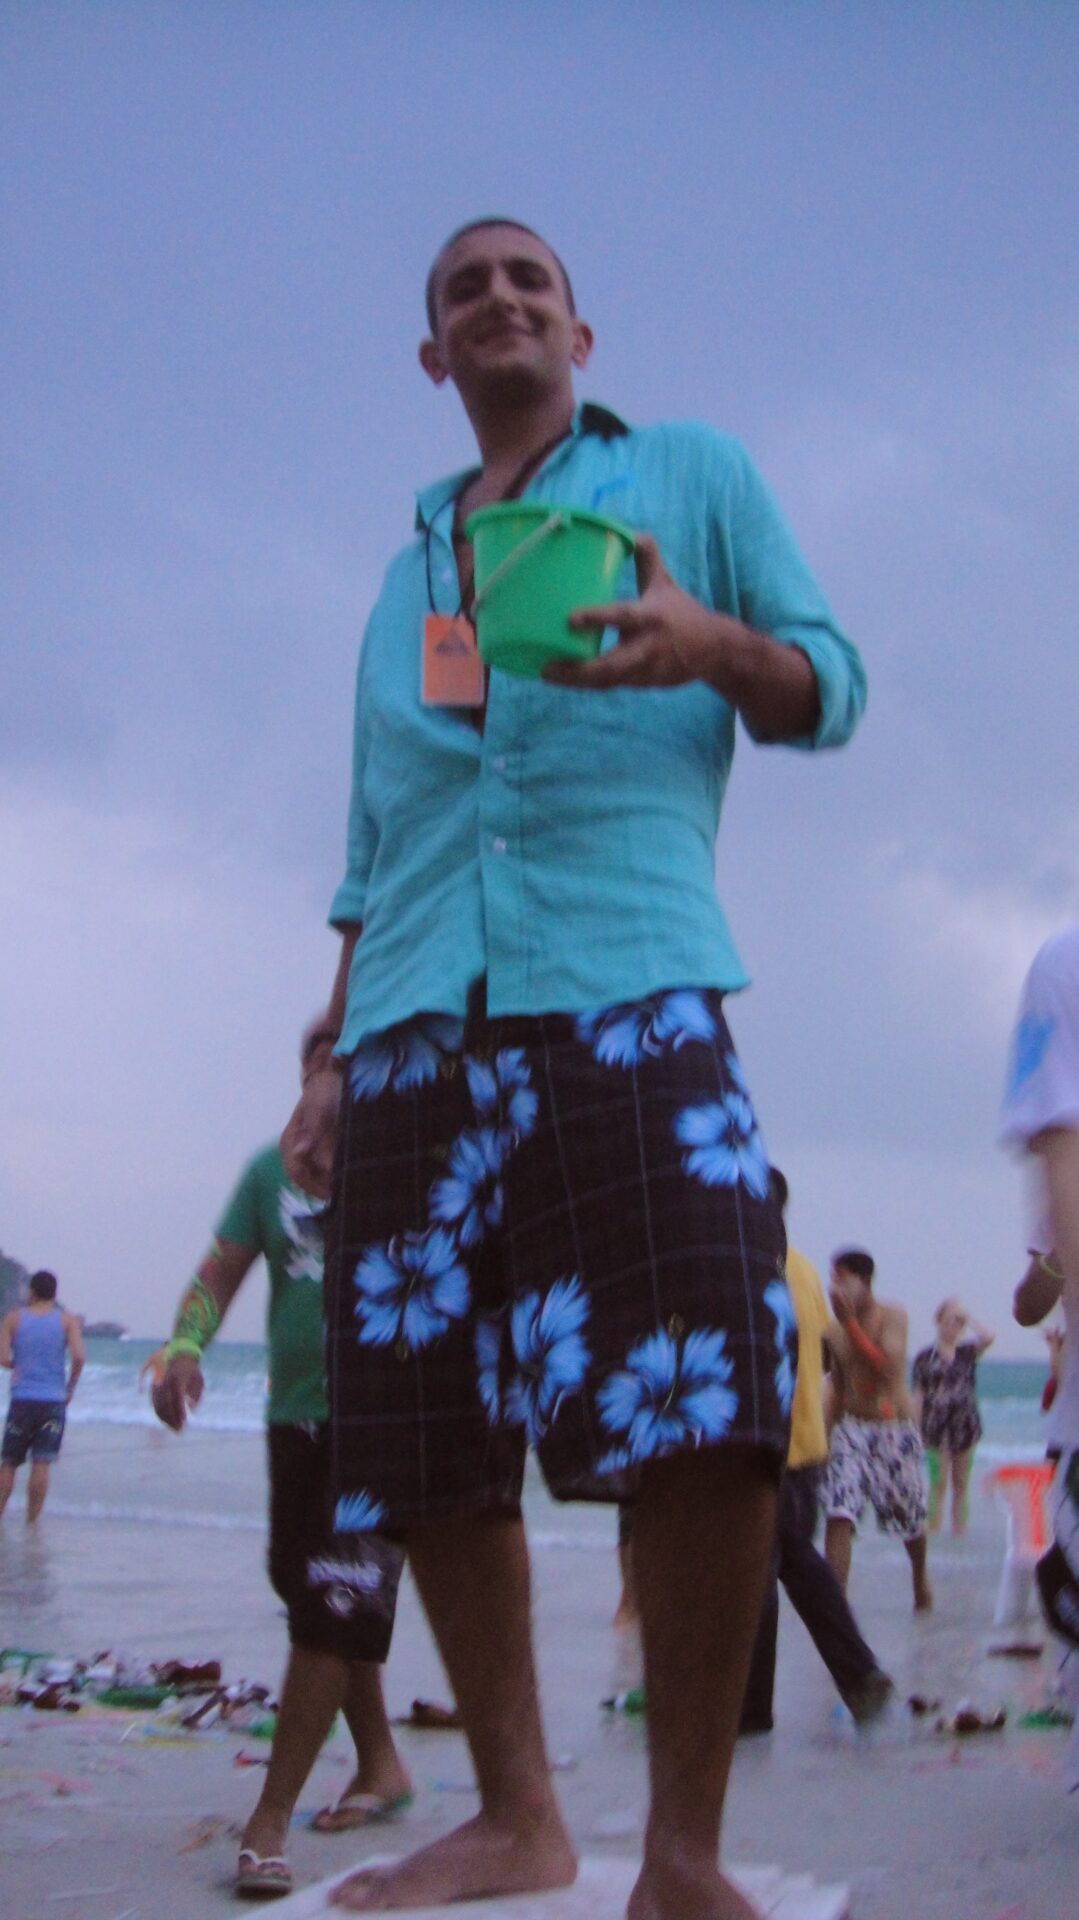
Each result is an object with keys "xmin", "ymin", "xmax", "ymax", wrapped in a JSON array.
[{"xmin": 0, "ymin": 1336, "xmax": 1052, "ymax": 1459}]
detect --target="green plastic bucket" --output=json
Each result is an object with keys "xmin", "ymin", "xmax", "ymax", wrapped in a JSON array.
[{"xmin": 465, "ymin": 501, "xmax": 637, "ymax": 679}]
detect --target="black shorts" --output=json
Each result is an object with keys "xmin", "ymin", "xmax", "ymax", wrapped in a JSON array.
[
  {"xmin": 2, "ymin": 1399, "xmax": 66, "ymax": 1467},
  {"xmin": 267, "ymin": 1423, "xmax": 403, "ymax": 1663},
  {"xmin": 324, "ymin": 988, "xmax": 792, "ymax": 1537}
]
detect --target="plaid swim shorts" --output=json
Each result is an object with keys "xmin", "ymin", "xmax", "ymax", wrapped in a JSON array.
[{"xmin": 323, "ymin": 987, "xmax": 794, "ymax": 1535}]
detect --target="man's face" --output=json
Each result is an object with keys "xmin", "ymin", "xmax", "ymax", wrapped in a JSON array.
[
  {"xmin": 830, "ymin": 1263, "xmax": 869, "ymax": 1318},
  {"xmin": 421, "ymin": 225, "xmax": 591, "ymax": 405}
]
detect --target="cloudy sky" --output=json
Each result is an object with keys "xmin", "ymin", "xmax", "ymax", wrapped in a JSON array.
[{"xmin": 3, "ymin": 3, "xmax": 1076, "ymax": 1350}]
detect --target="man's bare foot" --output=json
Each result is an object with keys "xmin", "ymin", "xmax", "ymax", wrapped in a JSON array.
[
  {"xmin": 329, "ymin": 1810, "xmax": 577, "ymax": 1911},
  {"xmin": 628, "ymin": 1856, "xmax": 762, "ymax": 1920},
  {"xmin": 914, "ymin": 1576, "xmax": 933, "ymax": 1612}
]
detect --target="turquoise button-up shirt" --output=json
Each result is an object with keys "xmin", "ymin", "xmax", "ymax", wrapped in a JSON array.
[{"xmin": 330, "ymin": 404, "xmax": 866, "ymax": 1053}]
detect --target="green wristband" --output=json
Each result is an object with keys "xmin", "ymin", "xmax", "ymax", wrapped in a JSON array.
[{"xmin": 163, "ymin": 1338, "xmax": 203, "ymax": 1365}]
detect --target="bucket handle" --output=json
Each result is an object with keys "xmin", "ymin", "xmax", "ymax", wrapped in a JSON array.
[{"xmin": 473, "ymin": 512, "xmax": 568, "ymax": 611}]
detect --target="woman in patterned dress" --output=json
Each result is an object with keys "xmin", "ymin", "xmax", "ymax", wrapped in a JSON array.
[{"xmin": 912, "ymin": 1299, "xmax": 995, "ymax": 1534}]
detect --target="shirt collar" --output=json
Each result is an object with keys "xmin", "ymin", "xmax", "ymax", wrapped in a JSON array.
[{"xmin": 414, "ymin": 400, "xmax": 631, "ymax": 530}]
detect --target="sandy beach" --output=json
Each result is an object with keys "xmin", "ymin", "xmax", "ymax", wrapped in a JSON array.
[{"xmin": 1, "ymin": 1420, "xmax": 1075, "ymax": 1920}]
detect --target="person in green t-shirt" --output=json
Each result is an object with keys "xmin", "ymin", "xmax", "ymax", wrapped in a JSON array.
[{"xmin": 153, "ymin": 1021, "xmax": 412, "ymax": 1900}]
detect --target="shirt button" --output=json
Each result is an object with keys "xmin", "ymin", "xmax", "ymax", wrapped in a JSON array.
[
  {"xmin": 492, "ymin": 755, "xmax": 507, "ymax": 773},
  {"xmin": 492, "ymin": 836, "xmax": 508, "ymax": 854}
]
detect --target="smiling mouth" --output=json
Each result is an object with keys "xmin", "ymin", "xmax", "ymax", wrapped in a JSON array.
[{"xmin": 474, "ymin": 323, "xmax": 535, "ymax": 347}]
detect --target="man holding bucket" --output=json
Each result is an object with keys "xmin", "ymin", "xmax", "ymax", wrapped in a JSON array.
[{"xmin": 284, "ymin": 218, "xmax": 866, "ymax": 1917}]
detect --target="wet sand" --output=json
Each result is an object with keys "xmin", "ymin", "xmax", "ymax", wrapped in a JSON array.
[{"xmin": 1, "ymin": 1423, "xmax": 1075, "ymax": 1919}]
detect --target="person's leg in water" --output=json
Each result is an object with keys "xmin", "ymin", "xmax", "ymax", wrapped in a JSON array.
[
  {"xmin": 824, "ymin": 1514, "xmax": 855, "ymax": 1593},
  {"xmin": 629, "ymin": 1446, "xmax": 777, "ymax": 1920},
  {"xmin": 926, "ymin": 1447, "xmax": 946, "ymax": 1533},
  {"xmin": 26, "ymin": 1461, "xmax": 50, "ymax": 1523},
  {"xmin": 313, "ymin": 1662, "xmax": 413, "ymax": 1830},
  {"xmin": 330, "ymin": 1510, "xmax": 575, "ymax": 1913},
  {"xmin": 0, "ymin": 1463, "xmax": 16, "ymax": 1518},
  {"xmin": 773, "ymin": 1468, "xmax": 889, "ymax": 1718},
  {"xmin": 950, "ymin": 1448, "xmax": 973, "ymax": 1535},
  {"xmin": 904, "ymin": 1533, "xmax": 933, "ymax": 1611}
]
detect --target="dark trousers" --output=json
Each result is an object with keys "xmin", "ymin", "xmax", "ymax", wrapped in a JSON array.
[{"xmin": 742, "ymin": 1463, "xmax": 878, "ymax": 1725}]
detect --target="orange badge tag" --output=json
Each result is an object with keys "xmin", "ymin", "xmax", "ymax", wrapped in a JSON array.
[{"xmin": 422, "ymin": 614, "xmax": 485, "ymax": 707}]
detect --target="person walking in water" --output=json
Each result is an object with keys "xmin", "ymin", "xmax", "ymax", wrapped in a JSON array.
[
  {"xmin": 912, "ymin": 1298, "xmax": 995, "ymax": 1535},
  {"xmin": 0, "ymin": 1271, "xmax": 84, "ymax": 1523},
  {"xmin": 823, "ymin": 1248, "xmax": 932, "ymax": 1612},
  {"xmin": 740, "ymin": 1175, "xmax": 894, "ymax": 1733}
]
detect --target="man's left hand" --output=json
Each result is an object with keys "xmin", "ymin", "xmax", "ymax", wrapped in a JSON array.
[{"xmin": 543, "ymin": 534, "xmax": 727, "ymax": 691}]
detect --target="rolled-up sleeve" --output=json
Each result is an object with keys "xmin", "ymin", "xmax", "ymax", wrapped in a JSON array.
[
  {"xmin": 722, "ymin": 443, "xmax": 867, "ymax": 752},
  {"xmin": 328, "ymin": 635, "xmax": 377, "ymax": 930}
]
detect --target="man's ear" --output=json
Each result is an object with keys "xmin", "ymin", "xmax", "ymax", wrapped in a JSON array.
[
  {"xmin": 570, "ymin": 320, "xmax": 595, "ymax": 371},
  {"xmin": 419, "ymin": 337, "xmax": 449, "ymax": 386}
]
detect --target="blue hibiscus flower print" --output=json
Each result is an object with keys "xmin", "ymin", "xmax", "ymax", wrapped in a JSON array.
[
  {"xmin": 674, "ymin": 1094, "xmax": 769, "ymax": 1199},
  {"xmin": 575, "ymin": 990, "xmax": 717, "ymax": 1068},
  {"xmin": 350, "ymin": 1013, "xmax": 464, "ymax": 1102},
  {"xmin": 597, "ymin": 1327, "xmax": 738, "ymax": 1462},
  {"xmin": 764, "ymin": 1278, "xmax": 798, "ymax": 1417},
  {"xmin": 505, "ymin": 1276, "xmax": 591, "ymax": 1443},
  {"xmin": 465, "ymin": 1048, "xmax": 539, "ymax": 1142},
  {"xmin": 1006, "ymin": 1012, "xmax": 1056, "ymax": 1101},
  {"xmin": 429, "ymin": 1127, "xmax": 505, "ymax": 1248},
  {"xmin": 474, "ymin": 1312, "xmax": 505, "ymax": 1424},
  {"xmin": 334, "ymin": 1489, "xmax": 387, "ymax": 1533},
  {"xmin": 353, "ymin": 1225, "xmax": 470, "ymax": 1351}
]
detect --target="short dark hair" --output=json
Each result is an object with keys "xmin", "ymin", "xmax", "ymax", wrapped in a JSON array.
[
  {"xmin": 29, "ymin": 1270, "xmax": 58, "ymax": 1302},
  {"xmin": 832, "ymin": 1248, "xmax": 875, "ymax": 1286},
  {"xmin": 425, "ymin": 217, "xmax": 576, "ymax": 333},
  {"xmin": 769, "ymin": 1167, "xmax": 789, "ymax": 1211}
]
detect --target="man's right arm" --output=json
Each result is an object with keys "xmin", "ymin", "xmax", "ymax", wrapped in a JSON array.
[
  {"xmin": 0, "ymin": 1310, "xmax": 16, "ymax": 1369},
  {"xmin": 152, "ymin": 1241, "xmax": 255, "ymax": 1433},
  {"xmin": 280, "ymin": 923, "xmax": 361, "ymax": 1197}
]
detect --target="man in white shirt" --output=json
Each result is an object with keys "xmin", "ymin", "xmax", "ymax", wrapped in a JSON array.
[{"xmin": 1001, "ymin": 924, "xmax": 1079, "ymax": 1791}]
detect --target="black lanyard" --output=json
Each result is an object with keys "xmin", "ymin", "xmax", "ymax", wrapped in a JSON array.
[{"xmin": 423, "ymin": 425, "xmax": 574, "ymax": 619}]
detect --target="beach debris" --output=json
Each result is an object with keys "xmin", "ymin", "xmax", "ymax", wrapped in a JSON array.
[
  {"xmin": 601, "ymin": 1687, "xmax": 647, "ymax": 1714},
  {"xmin": 987, "ymin": 1637, "xmax": 1043, "ymax": 1658},
  {"xmin": 1019, "ymin": 1703, "xmax": 1075, "ymax": 1729},
  {"xmin": 0, "ymin": 1649, "xmax": 277, "ymax": 1737},
  {"xmin": 935, "ymin": 1699, "xmax": 1007, "ymax": 1736},
  {"xmin": 234, "ymin": 1748, "xmax": 271, "ymax": 1768},
  {"xmin": 906, "ymin": 1693, "xmax": 943, "ymax": 1716},
  {"xmin": 394, "ymin": 1698, "xmax": 462, "ymax": 1729}
]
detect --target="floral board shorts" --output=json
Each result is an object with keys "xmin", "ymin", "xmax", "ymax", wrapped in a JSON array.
[
  {"xmin": 322, "ymin": 987, "xmax": 795, "ymax": 1536},
  {"xmin": 823, "ymin": 1415, "xmax": 928, "ymax": 1541},
  {"xmin": 1, "ymin": 1399, "xmax": 66, "ymax": 1467}
]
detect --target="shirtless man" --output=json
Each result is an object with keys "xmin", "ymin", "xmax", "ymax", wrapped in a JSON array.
[{"xmin": 822, "ymin": 1248, "xmax": 932, "ymax": 1612}]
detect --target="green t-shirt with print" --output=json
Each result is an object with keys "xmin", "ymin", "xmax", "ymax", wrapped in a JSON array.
[{"xmin": 215, "ymin": 1143, "xmax": 328, "ymax": 1426}]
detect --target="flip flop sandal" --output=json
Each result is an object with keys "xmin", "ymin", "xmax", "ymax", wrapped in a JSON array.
[
  {"xmin": 310, "ymin": 1789, "xmax": 414, "ymax": 1834},
  {"xmin": 235, "ymin": 1848, "xmax": 293, "ymax": 1899}
]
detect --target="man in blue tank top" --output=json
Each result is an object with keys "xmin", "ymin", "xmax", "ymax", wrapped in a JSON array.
[{"xmin": 0, "ymin": 1270, "xmax": 84, "ymax": 1522}]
